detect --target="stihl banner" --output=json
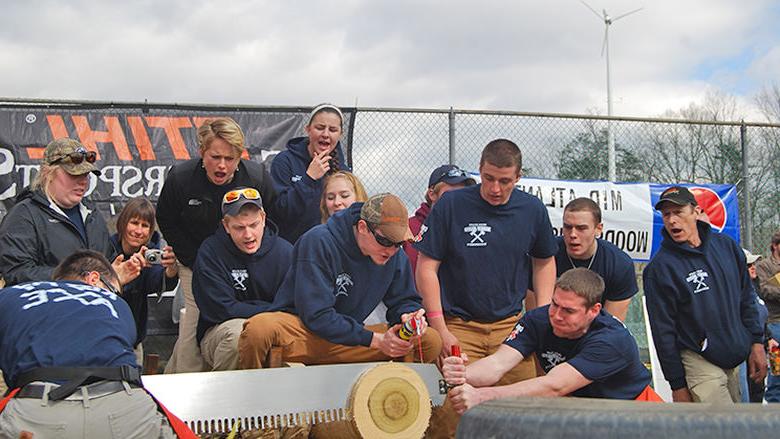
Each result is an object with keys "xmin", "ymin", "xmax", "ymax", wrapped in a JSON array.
[{"xmin": 0, "ymin": 104, "xmax": 354, "ymax": 219}]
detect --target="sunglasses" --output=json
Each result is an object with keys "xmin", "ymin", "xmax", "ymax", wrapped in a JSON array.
[
  {"xmin": 51, "ymin": 147, "xmax": 97, "ymax": 165},
  {"xmin": 366, "ymin": 221, "xmax": 405, "ymax": 248},
  {"xmin": 224, "ymin": 188, "xmax": 261, "ymax": 204}
]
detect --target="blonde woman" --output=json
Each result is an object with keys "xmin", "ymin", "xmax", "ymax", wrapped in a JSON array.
[
  {"xmin": 156, "ymin": 117, "xmax": 276, "ymax": 373},
  {"xmin": 319, "ymin": 171, "xmax": 368, "ymax": 223}
]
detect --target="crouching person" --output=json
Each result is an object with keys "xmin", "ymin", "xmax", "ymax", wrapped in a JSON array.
[
  {"xmin": 239, "ymin": 193, "xmax": 441, "ymax": 367},
  {"xmin": 0, "ymin": 250, "xmax": 195, "ymax": 438},
  {"xmin": 194, "ymin": 187, "xmax": 292, "ymax": 371},
  {"xmin": 442, "ymin": 268, "xmax": 657, "ymax": 414}
]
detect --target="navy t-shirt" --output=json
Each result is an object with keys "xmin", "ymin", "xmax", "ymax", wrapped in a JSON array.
[
  {"xmin": 504, "ymin": 306, "xmax": 650, "ymax": 399},
  {"xmin": 413, "ymin": 185, "xmax": 557, "ymax": 321},
  {"xmin": 554, "ymin": 237, "xmax": 638, "ymax": 303},
  {"xmin": 0, "ymin": 281, "xmax": 138, "ymax": 387}
]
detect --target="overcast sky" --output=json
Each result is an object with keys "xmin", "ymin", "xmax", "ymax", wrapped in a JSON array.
[{"xmin": 3, "ymin": 1, "xmax": 779, "ymax": 120}]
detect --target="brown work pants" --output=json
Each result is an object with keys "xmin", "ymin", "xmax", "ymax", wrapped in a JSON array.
[
  {"xmin": 428, "ymin": 314, "xmax": 538, "ymax": 439},
  {"xmin": 238, "ymin": 311, "xmax": 442, "ymax": 368}
]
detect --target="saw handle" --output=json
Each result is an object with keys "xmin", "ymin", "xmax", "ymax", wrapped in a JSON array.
[{"xmin": 451, "ymin": 345, "xmax": 461, "ymax": 358}]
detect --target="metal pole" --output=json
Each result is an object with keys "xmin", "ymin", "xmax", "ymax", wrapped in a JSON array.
[
  {"xmin": 448, "ymin": 107, "xmax": 456, "ymax": 165},
  {"xmin": 741, "ymin": 122, "xmax": 753, "ymax": 250},
  {"xmin": 606, "ymin": 24, "xmax": 616, "ymax": 181}
]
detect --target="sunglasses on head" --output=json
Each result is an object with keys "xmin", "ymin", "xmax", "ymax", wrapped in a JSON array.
[
  {"xmin": 224, "ymin": 188, "xmax": 261, "ymax": 204},
  {"xmin": 51, "ymin": 147, "xmax": 97, "ymax": 165},
  {"xmin": 366, "ymin": 221, "xmax": 405, "ymax": 248}
]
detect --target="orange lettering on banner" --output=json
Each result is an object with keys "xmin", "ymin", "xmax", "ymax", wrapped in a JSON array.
[
  {"xmin": 191, "ymin": 116, "xmax": 249, "ymax": 159},
  {"xmin": 127, "ymin": 116, "xmax": 156, "ymax": 161},
  {"xmin": 145, "ymin": 117, "xmax": 192, "ymax": 160},
  {"xmin": 72, "ymin": 116, "xmax": 133, "ymax": 161},
  {"xmin": 26, "ymin": 114, "xmax": 71, "ymax": 159}
]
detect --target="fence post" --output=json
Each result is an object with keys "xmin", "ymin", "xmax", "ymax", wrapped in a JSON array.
[
  {"xmin": 741, "ymin": 121, "xmax": 753, "ymax": 250},
  {"xmin": 448, "ymin": 107, "xmax": 456, "ymax": 165}
]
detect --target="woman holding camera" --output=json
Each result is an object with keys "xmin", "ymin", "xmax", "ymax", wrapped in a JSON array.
[
  {"xmin": 110, "ymin": 197, "xmax": 179, "ymax": 361},
  {"xmin": 272, "ymin": 103, "xmax": 351, "ymax": 243}
]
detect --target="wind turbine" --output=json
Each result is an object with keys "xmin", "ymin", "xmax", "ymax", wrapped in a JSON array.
[{"xmin": 581, "ymin": 1, "xmax": 642, "ymax": 182}]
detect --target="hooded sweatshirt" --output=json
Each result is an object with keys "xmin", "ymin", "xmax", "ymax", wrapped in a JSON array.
[
  {"xmin": 193, "ymin": 220, "xmax": 292, "ymax": 343},
  {"xmin": 403, "ymin": 201, "xmax": 431, "ymax": 276},
  {"xmin": 643, "ymin": 221, "xmax": 762, "ymax": 390},
  {"xmin": 270, "ymin": 137, "xmax": 350, "ymax": 243},
  {"xmin": 270, "ymin": 204, "xmax": 421, "ymax": 347},
  {"xmin": 0, "ymin": 187, "xmax": 114, "ymax": 285}
]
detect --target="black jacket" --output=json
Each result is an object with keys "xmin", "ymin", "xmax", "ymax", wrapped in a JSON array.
[
  {"xmin": 155, "ymin": 158, "xmax": 278, "ymax": 268},
  {"xmin": 0, "ymin": 187, "xmax": 114, "ymax": 285}
]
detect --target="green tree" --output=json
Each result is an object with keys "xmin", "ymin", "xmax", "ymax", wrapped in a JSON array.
[{"xmin": 556, "ymin": 123, "xmax": 644, "ymax": 182}]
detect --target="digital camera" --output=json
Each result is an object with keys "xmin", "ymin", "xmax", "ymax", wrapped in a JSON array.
[{"xmin": 144, "ymin": 249, "xmax": 164, "ymax": 265}]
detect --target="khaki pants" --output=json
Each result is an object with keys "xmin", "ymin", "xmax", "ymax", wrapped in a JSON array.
[
  {"xmin": 680, "ymin": 349, "xmax": 741, "ymax": 403},
  {"xmin": 201, "ymin": 318, "xmax": 246, "ymax": 371},
  {"xmin": 238, "ymin": 312, "xmax": 442, "ymax": 368},
  {"xmin": 428, "ymin": 314, "xmax": 538, "ymax": 439},
  {"xmin": 164, "ymin": 266, "xmax": 208, "ymax": 374},
  {"xmin": 0, "ymin": 387, "xmax": 175, "ymax": 438}
]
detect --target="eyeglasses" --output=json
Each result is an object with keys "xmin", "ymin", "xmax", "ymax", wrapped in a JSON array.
[
  {"xmin": 366, "ymin": 221, "xmax": 404, "ymax": 248},
  {"xmin": 223, "ymin": 188, "xmax": 261, "ymax": 204},
  {"xmin": 99, "ymin": 275, "xmax": 121, "ymax": 296},
  {"xmin": 51, "ymin": 147, "xmax": 97, "ymax": 165}
]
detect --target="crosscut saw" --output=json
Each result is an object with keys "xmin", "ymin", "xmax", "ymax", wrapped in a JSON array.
[{"xmin": 143, "ymin": 362, "xmax": 447, "ymax": 437}]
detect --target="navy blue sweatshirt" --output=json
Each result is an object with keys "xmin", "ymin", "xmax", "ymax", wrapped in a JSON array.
[
  {"xmin": 110, "ymin": 231, "xmax": 178, "ymax": 346},
  {"xmin": 270, "ymin": 137, "xmax": 350, "ymax": 243},
  {"xmin": 270, "ymin": 204, "xmax": 421, "ymax": 347},
  {"xmin": 193, "ymin": 220, "xmax": 292, "ymax": 343},
  {"xmin": 643, "ymin": 221, "xmax": 762, "ymax": 390}
]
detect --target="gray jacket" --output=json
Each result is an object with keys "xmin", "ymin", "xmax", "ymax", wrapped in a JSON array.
[{"xmin": 0, "ymin": 188, "xmax": 114, "ymax": 286}]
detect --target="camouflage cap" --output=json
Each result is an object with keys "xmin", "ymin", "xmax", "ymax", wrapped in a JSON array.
[
  {"xmin": 43, "ymin": 138, "xmax": 100, "ymax": 176},
  {"xmin": 360, "ymin": 193, "xmax": 414, "ymax": 243}
]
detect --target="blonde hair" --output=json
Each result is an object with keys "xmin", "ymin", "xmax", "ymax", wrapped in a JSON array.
[
  {"xmin": 198, "ymin": 117, "xmax": 245, "ymax": 156},
  {"xmin": 320, "ymin": 171, "xmax": 368, "ymax": 223},
  {"xmin": 31, "ymin": 164, "xmax": 58, "ymax": 200}
]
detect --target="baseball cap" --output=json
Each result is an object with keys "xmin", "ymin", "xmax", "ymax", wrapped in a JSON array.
[
  {"xmin": 43, "ymin": 138, "xmax": 101, "ymax": 176},
  {"xmin": 360, "ymin": 193, "xmax": 414, "ymax": 243},
  {"xmin": 221, "ymin": 187, "xmax": 264, "ymax": 217},
  {"xmin": 428, "ymin": 164, "xmax": 476, "ymax": 188},
  {"xmin": 654, "ymin": 186, "xmax": 697, "ymax": 210},
  {"xmin": 743, "ymin": 249, "xmax": 761, "ymax": 265}
]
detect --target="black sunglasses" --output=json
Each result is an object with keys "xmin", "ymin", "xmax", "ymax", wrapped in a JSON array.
[
  {"xmin": 366, "ymin": 221, "xmax": 404, "ymax": 248},
  {"xmin": 51, "ymin": 147, "xmax": 97, "ymax": 165},
  {"xmin": 99, "ymin": 275, "xmax": 121, "ymax": 296}
]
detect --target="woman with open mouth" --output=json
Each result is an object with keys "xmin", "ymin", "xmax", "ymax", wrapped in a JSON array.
[{"xmin": 271, "ymin": 103, "xmax": 352, "ymax": 243}]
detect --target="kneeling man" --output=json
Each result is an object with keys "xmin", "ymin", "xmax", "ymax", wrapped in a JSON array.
[
  {"xmin": 239, "ymin": 193, "xmax": 441, "ymax": 367},
  {"xmin": 194, "ymin": 187, "xmax": 292, "ymax": 370},
  {"xmin": 442, "ymin": 268, "xmax": 654, "ymax": 413}
]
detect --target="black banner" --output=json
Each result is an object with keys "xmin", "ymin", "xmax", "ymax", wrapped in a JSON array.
[{"xmin": 0, "ymin": 102, "xmax": 354, "ymax": 220}]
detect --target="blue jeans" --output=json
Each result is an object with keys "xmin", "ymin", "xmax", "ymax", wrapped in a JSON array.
[{"xmin": 766, "ymin": 322, "xmax": 780, "ymax": 403}]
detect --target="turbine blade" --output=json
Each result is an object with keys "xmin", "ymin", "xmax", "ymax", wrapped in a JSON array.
[
  {"xmin": 579, "ymin": 0, "xmax": 603, "ymax": 21},
  {"xmin": 600, "ymin": 28, "xmax": 607, "ymax": 57},
  {"xmin": 612, "ymin": 7, "xmax": 643, "ymax": 22}
]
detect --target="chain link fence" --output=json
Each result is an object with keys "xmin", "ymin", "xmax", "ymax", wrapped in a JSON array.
[{"xmin": 351, "ymin": 108, "xmax": 780, "ymax": 354}]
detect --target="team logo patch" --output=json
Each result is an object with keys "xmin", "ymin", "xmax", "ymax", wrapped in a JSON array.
[
  {"xmin": 15, "ymin": 282, "xmax": 120, "ymax": 319},
  {"xmin": 540, "ymin": 350, "xmax": 566, "ymax": 369},
  {"xmin": 291, "ymin": 175, "xmax": 303, "ymax": 182},
  {"xmin": 464, "ymin": 223, "xmax": 491, "ymax": 247},
  {"xmin": 686, "ymin": 269, "xmax": 710, "ymax": 294},
  {"xmin": 188, "ymin": 199, "xmax": 202, "ymax": 206},
  {"xmin": 335, "ymin": 272, "xmax": 353, "ymax": 297},
  {"xmin": 231, "ymin": 269, "xmax": 249, "ymax": 291},
  {"xmin": 505, "ymin": 322, "xmax": 524, "ymax": 341}
]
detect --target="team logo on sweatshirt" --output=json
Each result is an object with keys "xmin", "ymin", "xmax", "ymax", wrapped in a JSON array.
[
  {"xmin": 335, "ymin": 273, "xmax": 353, "ymax": 297},
  {"xmin": 231, "ymin": 269, "xmax": 249, "ymax": 291},
  {"xmin": 541, "ymin": 350, "xmax": 566, "ymax": 369},
  {"xmin": 291, "ymin": 175, "xmax": 303, "ymax": 182},
  {"xmin": 685, "ymin": 269, "xmax": 710, "ymax": 294},
  {"xmin": 505, "ymin": 322, "xmax": 524, "ymax": 341},
  {"xmin": 463, "ymin": 223, "xmax": 491, "ymax": 247}
]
